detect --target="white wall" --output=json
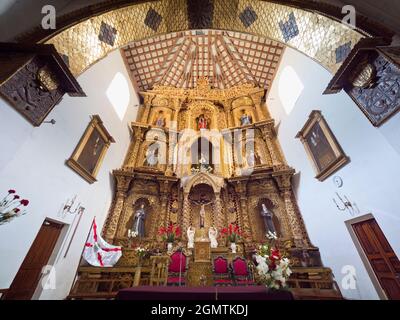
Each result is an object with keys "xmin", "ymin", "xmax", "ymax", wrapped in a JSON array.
[
  {"xmin": 267, "ymin": 47, "xmax": 400, "ymax": 300},
  {"xmin": 0, "ymin": 50, "xmax": 138, "ymax": 299}
]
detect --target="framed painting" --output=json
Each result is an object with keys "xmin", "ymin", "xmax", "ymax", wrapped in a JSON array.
[
  {"xmin": 296, "ymin": 111, "xmax": 349, "ymax": 181},
  {"xmin": 66, "ymin": 115, "xmax": 115, "ymax": 183}
]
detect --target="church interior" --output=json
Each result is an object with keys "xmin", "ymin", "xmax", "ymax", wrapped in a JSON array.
[{"xmin": 0, "ymin": 0, "xmax": 400, "ymax": 301}]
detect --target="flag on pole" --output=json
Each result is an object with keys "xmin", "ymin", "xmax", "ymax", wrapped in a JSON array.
[{"xmin": 83, "ymin": 218, "xmax": 122, "ymax": 267}]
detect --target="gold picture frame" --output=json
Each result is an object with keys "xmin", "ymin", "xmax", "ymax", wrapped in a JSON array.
[
  {"xmin": 66, "ymin": 115, "xmax": 115, "ymax": 183},
  {"xmin": 296, "ymin": 111, "xmax": 349, "ymax": 181}
]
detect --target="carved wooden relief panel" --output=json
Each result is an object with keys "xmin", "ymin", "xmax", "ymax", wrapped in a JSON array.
[{"xmin": 0, "ymin": 43, "xmax": 85, "ymax": 126}]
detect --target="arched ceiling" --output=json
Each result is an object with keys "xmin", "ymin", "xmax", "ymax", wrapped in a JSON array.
[
  {"xmin": 121, "ymin": 30, "xmax": 285, "ymax": 91},
  {"xmin": 42, "ymin": 0, "xmax": 368, "ymax": 78}
]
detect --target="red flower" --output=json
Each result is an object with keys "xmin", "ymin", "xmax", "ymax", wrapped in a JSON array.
[
  {"xmin": 14, "ymin": 195, "xmax": 20, "ymax": 200},
  {"xmin": 271, "ymin": 248, "xmax": 281, "ymax": 260},
  {"xmin": 8, "ymin": 189, "xmax": 16, "ymax": 194},
  {"xmin": 14, "ymin": 208, "xmax": 20, "ymax": 213},
  {"xmin": 20, "ymin": 199, "xmax": 29, "ymax": 206}
]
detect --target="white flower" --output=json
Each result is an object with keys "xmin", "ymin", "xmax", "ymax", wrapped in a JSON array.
[{"xmin": 266, "ymin": 231, "xmax": 277, "ymax": 240}]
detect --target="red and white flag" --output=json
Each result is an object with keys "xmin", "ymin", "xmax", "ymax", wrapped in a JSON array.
[{"xmin": 83, "ymin": 218, "xmax": 122, "ymax": 267}]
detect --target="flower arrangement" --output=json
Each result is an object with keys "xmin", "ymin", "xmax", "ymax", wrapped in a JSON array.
[
  {"xmin": 158, "ymin": 223, "xmax": 181, "ymax": 243},
  {"xmin": 0, "ymin": 189, "xmax": 30, "ymax": 225},
  {"xmin": 220, "ymin": 224, "xmax": 242, "ymax": 243},
  {"xmin": 134, "ymin": 246, "xmax": 148, "ymax": 258},
  {"xmin": 253, "ymin": 232, "xmax": 292, "ymax": 290}
]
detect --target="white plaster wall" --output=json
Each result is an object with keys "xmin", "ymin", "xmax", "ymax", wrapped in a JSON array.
[
  {"xmin": 0, "ymin": 50, "xmax": 139, "ymax": 299},
  {"xmin": 267, "ymin": 47, "xmax": 400, "ymax": 300}
]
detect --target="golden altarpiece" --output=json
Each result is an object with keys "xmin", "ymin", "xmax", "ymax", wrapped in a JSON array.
[{"xmin": 72, "ymin": 77, "xmax": 339, "ymax": 294}]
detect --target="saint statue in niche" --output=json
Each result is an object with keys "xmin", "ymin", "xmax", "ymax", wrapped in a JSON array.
[
  {"xmin": 260, "ymin": 203, "xmax": 276, "ymax": 235},
  {"xmin": 240, "ymin": 110, "xmax": 252, "ymax": 126},
  {"xmin": 154, "ymin": 111, "xmax": 165, "ymax": 127},
  {"xmin": 198, "ymin": 114, "xmax": 208, "ymax": 130},
  {"xmin": 132, "ymin": 204, "xmax": 146, "ymax": 237},
  {"xmin": 143, "ymin": 143, "xmax": 159, "ymax": 167}
]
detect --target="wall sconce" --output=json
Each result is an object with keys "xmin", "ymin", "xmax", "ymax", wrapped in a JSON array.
[
  {"xmin": 333, "ymin": 192, "xmax": 360, "ymax": 216},
  {"xmin": 58, "ymin": 195, "xmax": 86, "ymax": 258},
  {"xmin": 61, "ymin": 195, "xmax": 84, "ymax": 218}
]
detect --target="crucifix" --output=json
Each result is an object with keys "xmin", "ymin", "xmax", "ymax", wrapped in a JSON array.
[{"xmin": 190, "ymin": 193, "xmax": 213, "ymax": 229}]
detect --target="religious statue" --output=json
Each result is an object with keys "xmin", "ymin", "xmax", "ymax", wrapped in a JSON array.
[
  {"xmin": 199, "ymin": 204, "xmax": 206, "ymax": 228},
  {"xmin": 191, "ymin": 193, "xmax": 213, "ymax": 229},
  {"xmin": 132, "ymin": 204, "xmax": 146, "ymax": 237},
  {"xmin": 187, "ymin": 226, "xmax": 195, "ymax": 249},
  {"xmin": 154, "ymin": 111, "xmax": 165, "ymax": 127},
  {"xmin": 198, "ymin": 115, "xmax": 208, "ymax": 130},
  {"xmin": 260, "ymin": 203, "xmax": 276, "ymax": 235},
  {"xmin": 240, "ymin": 111, "xmax": 252, "ymax": 126},
  {"xmin": 144, "ymin": 144, "xmax": 158, "ymax": 166},
  {"xmin": 208, "ymin": 226, "xmax": 218, "ymax": 248},
  {"xmin": 246, "ymin": 149, "xmax": 261, "ymax": 167},
  {"xmin": 198, "ymin": 153, "xmax": 210, "ymax": 172}
]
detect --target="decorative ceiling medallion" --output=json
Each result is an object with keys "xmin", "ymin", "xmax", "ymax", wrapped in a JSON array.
[
  {"xmin": 37, "ymin": 66, "xmax": 59, "ymax": 91},
  {"xmin": 239, "ymin": 6, "xmax": 258, "ymax": 28},
  {"xmin": 279, "ymin": 12, "xmax": 299, "ymax": 42},
  {"xmin": 98, "ymin": 21, "xmax": 118, "ymax": 46},
  {"xmin": 144, "ymin": 8, "xmax": 163, "ymax": 31},
  {"xmin": 350, "ymin": 61, "xmax": 376, "ymax": 88}
]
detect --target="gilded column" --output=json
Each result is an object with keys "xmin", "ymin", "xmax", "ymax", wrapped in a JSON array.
[
  {"xmin": 274, "ymin": 172, "xmax": 307, "ymax": 247},
  {"xmin": 234, "ymin": 181, "xmax": 253, "ymax": 243},
  {"xmin": 182, "ymin": 193, "xmax": 191, "ymax": 240},
  {"xmin": 166, "ymin": 129, "xmax": 178, "ymax": 176},
  {"xmin": 238, "ymin": 194, "xmax": 253, "ymax": 243},
  {"xmin": 261, "ymin": 124, "xmax": 282, "ymax": 166},
  {"xmin": 125, "ymin": 125, "xmax": 146, "ymax": 168},
  {"xmin": 102, "ymin": 171, "xmax": 132, "ymax": 243},
  {"xmin": 281, "ymin": 189, "xmax": 304, "ymax": 247},
  {"xmin": 214, "ymin": 193, "xmax": 224, "ymax": 230},
  {"xmin": 250, "ymin": 92, "xmax": 265, "ymax": 122},
  {"xmin": 141, "ymin": 94, "xmax": 152, "ymax": 123}
]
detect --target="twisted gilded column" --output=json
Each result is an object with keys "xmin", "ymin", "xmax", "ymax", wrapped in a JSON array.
[
  {"xmin": 260, "ymin": 122, "xmax": 283, "ymax": 166},
  {"xmin": 182, "ymin": 193, "xmax": 191, "ymax": 240},
  {"xmin": 214, "ymin": 193, "xmax": 224, "ymax": 231},
  {"xmin": 102, "ymin": 170, "xmax": 133, "ymax": 242},
  {"xmin": 125, "ymin": 124, "xmax": 146, "ymax": 168},
  {"xmin": 281, "ymin": 189, "xmax": 305, "ymax": 247},
  {"xmin": 274, "ymin": 172, "xmax": 307, "ymax": 248}
]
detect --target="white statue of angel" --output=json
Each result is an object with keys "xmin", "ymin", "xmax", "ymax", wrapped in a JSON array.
[
  {"xmin": 187, "ymin": 226, "xmax": 195, "ymax": 249},
  {"xmin": 208, "ymin": 226, "xmax": 218, "ymax": 248}
]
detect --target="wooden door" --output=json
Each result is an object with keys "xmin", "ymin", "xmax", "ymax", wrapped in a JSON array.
[
  {"xmin": 352, "ymin": 218, "xmax": 400, "ymax": 299},
  {"xmin": 4, "ymin": 219, "xmax": 63, "ymax": 300}
]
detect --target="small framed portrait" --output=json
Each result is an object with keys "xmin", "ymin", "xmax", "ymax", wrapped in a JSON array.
[
  {"xmin": 66, "ymin": 115, "xmax": 115, "ymax": 183},
  {"xmin": 296, "ymin": 111, "xmax": 349, "ymax": 181}
]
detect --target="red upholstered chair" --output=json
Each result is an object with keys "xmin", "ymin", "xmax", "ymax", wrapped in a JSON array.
[
  {"xmin": 232, "ymin": 257, "xmax": 254, "ymax": 286},
  {"xmin": 167, "ymin": 251, "xmax": 187, "ymax": 286},
  {"xmin": 212, "ymin": 256, "xmax": 233, "ymax": 286}
]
